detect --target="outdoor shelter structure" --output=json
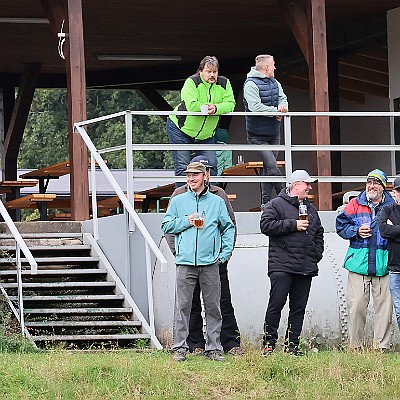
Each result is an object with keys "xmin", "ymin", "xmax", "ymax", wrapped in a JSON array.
[{"xmin": 0, "ymin": 0, "xmax": 398, "ymax": 218}]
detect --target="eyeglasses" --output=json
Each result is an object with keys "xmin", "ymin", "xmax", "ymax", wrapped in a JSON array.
[{"xmin": 366, "ymin": 179, "xmax": 382, "ymax": 186}]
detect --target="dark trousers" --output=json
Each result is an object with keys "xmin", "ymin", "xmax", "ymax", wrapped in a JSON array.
[
  {"xmin": 187, "ymin": 261, "xmax": 240, "ymax": 352},
  {"xmin": 263, "ymin": 271, "xmax": 312, "ymax": 348}
]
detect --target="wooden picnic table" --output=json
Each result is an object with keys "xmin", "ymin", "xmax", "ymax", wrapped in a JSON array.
[
  {"xmin": 136, "ymin": 183, "xmax": 176, "ymax": 212},
  {"xmin": 97, "ymin": 194, "xmax": 146, "ymax": 216},
  {"xmin": 135, "ymin": 183, "xmax": 236, "ymax": 212},
  {"xmin": 20, "ymin": 159, "xmax": 104, "ymax": 194},
  {"xmin": 20, "ymin": 160, "xmax": 72, "ymax": 193}
]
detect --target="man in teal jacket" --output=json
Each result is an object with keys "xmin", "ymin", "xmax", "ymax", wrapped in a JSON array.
[
  {"xmin": 167, "ymin": 56, "xmax": 235, "ymax": 184},
  {"xmin": 161, "ymin": 161, "xmax": 235, "ymax": 362}
]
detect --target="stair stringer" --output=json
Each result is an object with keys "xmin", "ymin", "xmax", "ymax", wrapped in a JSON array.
[{"xmin": 82, "ymin": 233, "xmax": 162, "ymax": 350}]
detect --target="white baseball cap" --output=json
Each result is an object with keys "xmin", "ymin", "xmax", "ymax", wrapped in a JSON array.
[{"xmin": 288, "ymin": 170, "xmax": 317, "ymax": 184}]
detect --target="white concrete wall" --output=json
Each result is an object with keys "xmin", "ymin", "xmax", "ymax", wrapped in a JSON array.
[{"xmin": 152, "ymin": 211, "xmax": 399, "ymax": 348}]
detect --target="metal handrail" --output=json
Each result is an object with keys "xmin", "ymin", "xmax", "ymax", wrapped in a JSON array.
[
  {"xmin": 0, "ymin": 199, "xmax": 37, "ymax": 336},
  {"xmin": 75, "ymin": 124, "xmax": 167, "ymax": 331},
  {"xmin": 76, "ymin": 110, "xmax": 400, "ymax": 185}
]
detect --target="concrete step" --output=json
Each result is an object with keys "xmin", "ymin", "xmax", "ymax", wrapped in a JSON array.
[
  {"xmin": 0, "ymin": 256, "xmax": 100, "ymax": 264},
  {"xmin": 10, "ymin": 294, "xmax": 124, "ymax": 302},
  {"xmin": 0, "ymin": 221, "xmax": 82, "ymax": 235},
  {"xmin": 32, "ymin": 334, "xmax": 150, "ymax": 341},
  {"xmin": 24, "ymin": 307, "xmax": 132, "ymax": 315},
  {"xmin": 1, "ymin": 281, "xmax": 115, "ymax": 289},
  {"xmin": 0, "ymin": 245, "xmax": 91, "ymax": 252},
  {"xmin": 26, "ymin": 320, "xmax": 141, "ymax": 328},
  {"xmin": 0, "ymin": 268, "xmax": 107, "ymax": 276}
]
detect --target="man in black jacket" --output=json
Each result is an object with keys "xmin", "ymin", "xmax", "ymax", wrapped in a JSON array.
[
  {"xmin": 260, "ymin": 170, "xmax": 324, "ymax": 355},
  {"xmin": 378, "ymin": 176, "xmax": 400, "ymax": 331}
]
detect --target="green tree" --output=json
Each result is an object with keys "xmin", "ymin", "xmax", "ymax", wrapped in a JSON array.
[{"xmin": 19, "ymin": 89, "xmax": 180, "ymax": 169}]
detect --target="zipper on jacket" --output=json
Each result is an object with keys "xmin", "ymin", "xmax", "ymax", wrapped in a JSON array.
[
  {"xmin": 194, "ymin": 84, "xmax": 213, "ymax": 139},
  {"xmin": 194, "ymin": 198, "xmax": 200, "ymax": 266}
]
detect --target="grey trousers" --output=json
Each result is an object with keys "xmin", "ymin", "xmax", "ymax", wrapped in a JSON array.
[
  {"xmin": 346, "ymin": 272, "xmax": 392, "ymax": 349},
  {"xmin": 172, "ymin": 263, "xmax": 222, "ymax": 352}
]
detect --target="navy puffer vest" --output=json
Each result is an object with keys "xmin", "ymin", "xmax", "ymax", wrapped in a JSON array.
[{"xmin": 244, "ymin": 77, "xmax": 281, "ymax": 137}]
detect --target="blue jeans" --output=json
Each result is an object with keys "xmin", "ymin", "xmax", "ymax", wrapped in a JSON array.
[
  {"xmin": 247, "ymin": 132, "xmax": 284, "ymax": 204},
  {"xmin": 167, "ymin": 118, "xmax": 217, "ymax": 187},
  {"xmin": 389, "ymin": 272, "xmax": 400, "ymax": 330}
]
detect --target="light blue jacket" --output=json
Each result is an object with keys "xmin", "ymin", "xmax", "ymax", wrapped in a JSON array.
[{"xmin": 161, "ymin": 188, "xmax": 235, "ymax": 266}]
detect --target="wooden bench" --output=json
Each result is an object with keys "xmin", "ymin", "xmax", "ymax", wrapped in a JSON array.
[
  {"xmin": 4, "ymin": 193, "xmax": 57, "ymax": 221},
  {"xmin": 0, "ymin": 179, "xmax": 40, "ymax": 220}
]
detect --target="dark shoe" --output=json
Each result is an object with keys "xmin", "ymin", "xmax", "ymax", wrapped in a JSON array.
[
  {"xmin": 227, "ymin": 346, "xmax": 244, "ymax": 356},
  {"xmin": 205, "ymin": 350, "xmax": 225, "ymax": 361},
  {"xmin": 262, "ymin": 346, "xmax": 274, "ymax": 356},
  {"xmin": 285, "ymin": 345, "xmax": 305, "ymax": 356},
  {"xmin": 173, "ymin": 348, "xmax": 187, "ymax": 362},
  {"xmin": 192, "ymin": 347, "xmax": 204, "ymax": 356}
]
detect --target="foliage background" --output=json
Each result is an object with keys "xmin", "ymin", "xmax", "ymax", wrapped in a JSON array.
[{"xmin": 19, "ymin": 89, "xmax": 180, "ymax": 169}]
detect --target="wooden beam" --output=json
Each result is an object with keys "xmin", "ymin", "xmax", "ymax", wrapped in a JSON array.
[
  {"xmin": 307, "ymin": 0, "xmax": 331, "ymax": 211},
  {"xmin": 277, "ymin": 0, "xmax": 309, "ymax": 64},
  {"xmin": 339, "ymin": 76, "xmax": 388, "ymax": 98},
  {"xmin": 66, "ymin": 0, "xmax": 89, "ymax": 221},
  {"xmin": 1, "ymin": 85, "xmax": 15, "ymax": 215},
  {"xmin": 40, "ymin": 0, "xmax": 66, "ymax": 36},
  {"xmin": 340, "ymin": 54, "xmax": 388, "ymax": 74},
  {"xmin": 136, "ymin": 88, "xmax": 172, "ymax": 122},
  {"xmin": 4, "ymin": 63, "xmax": 42, "ymax": 181},
  {"xmin": 339, "ymin": 64, "xmax": 388, "ymax": 87},
  {"xmin": 283, "ymin": 72, "xmax": 366, "ymax": 103}
]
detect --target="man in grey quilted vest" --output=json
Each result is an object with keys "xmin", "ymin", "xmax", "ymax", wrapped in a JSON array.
[{"xmin": 243, "ymin": 54, "xmax": 288, "ymax": 208}]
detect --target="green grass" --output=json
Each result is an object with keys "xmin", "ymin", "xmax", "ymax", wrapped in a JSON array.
[{"xmin": 0, "ymin": 348, "xmax": 400, "ymax": 399}]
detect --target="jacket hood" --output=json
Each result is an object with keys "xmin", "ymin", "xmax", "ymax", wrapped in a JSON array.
[{"xmin": 247, "ymin": 66, "xmax": 269, "ymax": 79}]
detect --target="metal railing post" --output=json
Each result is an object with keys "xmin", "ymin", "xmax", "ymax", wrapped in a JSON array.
[
  {"xmin": 125, "ymin": 111, "xmax": 134, "ymax": 289},
  {"xmin": 15, "ymin": 243, "xmax": 25, "ymax": 334},
  {"xmin": 145, "ymin": 242, "xmax": 155, "ymax": 330},
  {"xmin": 125, "ymin": 111, "xmax": 134, "ymax": 212},
  {"xmin": 284, "ymin": 115, "xmax": 293, "ymax": 182},
  {"xmin": 91, "ymin": 153, "xmax": 99, "ymax": 241}
]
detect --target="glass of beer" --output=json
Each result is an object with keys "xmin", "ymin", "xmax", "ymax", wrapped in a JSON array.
[
  {"xmin": 299, "ymin": 204, "xmax": 308, "ymax": 221},
  {"xmin": 193, "ymin": 212, "xmax": 205, "ymax": 228}
]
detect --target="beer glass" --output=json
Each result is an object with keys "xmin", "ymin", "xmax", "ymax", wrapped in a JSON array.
[
  {"xmin": 193, "ymin": 211, "xmax": 205, "ymax": 228},
  {"xmin": 299, "ymin": 204, "xmax": 308, "ymax": 221}
]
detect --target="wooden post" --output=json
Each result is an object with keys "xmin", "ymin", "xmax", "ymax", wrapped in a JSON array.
[
  {"xmin": 41, "ymin": 0, "xmax": 89, "ymax": 220},
  {"xmin": 65, "ymin": 0, "xmax": 89, "ymax": 220},
  {"xmin": 278, "ymin": 0, "xmax": 332, "ymax": 210},
  {"xmin": 307, "ymin": 0, "xmax": 332, "ymax": 210}
]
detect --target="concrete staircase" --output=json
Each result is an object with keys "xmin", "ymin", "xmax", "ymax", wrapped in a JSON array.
[{"xmin": 0, "ymin": 221, "xmax": 159, "ymax": 350}]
